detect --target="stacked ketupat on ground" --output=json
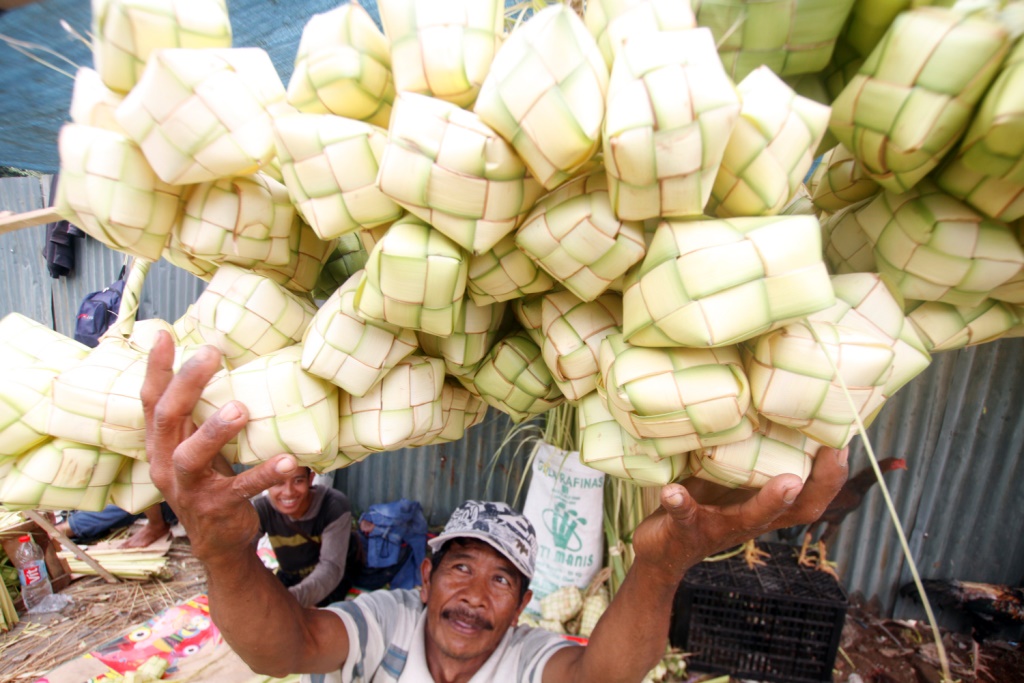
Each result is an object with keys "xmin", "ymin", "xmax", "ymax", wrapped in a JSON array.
[{"xmin": 3, "ymin": 0, "xmax": 1024, "ymax": 510}]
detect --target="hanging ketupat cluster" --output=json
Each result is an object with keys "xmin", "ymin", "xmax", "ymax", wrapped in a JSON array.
[{"xmin": 3, "ymin": 0, "xmax": 1024, "ymax": 512}]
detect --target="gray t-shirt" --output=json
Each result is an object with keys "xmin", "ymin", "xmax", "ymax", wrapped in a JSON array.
[{"xmin": 304, "ymin": 589, "xmax": 577, "ymax": 683}]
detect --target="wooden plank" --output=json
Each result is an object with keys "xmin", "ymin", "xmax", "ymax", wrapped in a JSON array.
[
  {"xmin": 23, "ymin": 510, "xmax": 121, "ymax": 585},
  {"xmin": 0, "ymin": 207, "xmax": 61, "ymax": 234}
]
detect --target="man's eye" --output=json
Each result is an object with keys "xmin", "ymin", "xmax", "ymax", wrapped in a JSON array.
[{"xmin": 495, "ymin": 575, "xmax": 510, "ymax": 586}]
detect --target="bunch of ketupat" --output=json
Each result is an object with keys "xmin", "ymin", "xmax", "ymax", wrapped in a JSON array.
[{"xmin": 4, "ymin": 0, "xmax": 1024, "ymax": 512}]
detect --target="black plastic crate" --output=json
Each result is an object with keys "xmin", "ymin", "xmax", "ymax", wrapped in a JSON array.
[{"xmin": 670, "ymin": 543, "xmax": 848, "ymax": 683}]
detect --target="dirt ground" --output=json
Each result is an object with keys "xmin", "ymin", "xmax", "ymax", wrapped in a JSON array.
[{"xmin": 2, "ymin": 535, "xmax": 1021, "ymax": 683}]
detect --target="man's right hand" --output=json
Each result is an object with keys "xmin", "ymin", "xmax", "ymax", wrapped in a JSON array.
[{"xmin": 141, "ymin": 331, "xmax": 299, "ymax": 564}]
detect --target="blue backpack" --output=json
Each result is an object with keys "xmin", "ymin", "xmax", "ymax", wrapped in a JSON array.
[{"xmin": 74, "ymin": 267, "xmax": 126, "ymax": 348}]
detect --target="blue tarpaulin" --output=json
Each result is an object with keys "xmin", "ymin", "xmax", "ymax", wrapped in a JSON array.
[{"xmin": 0, "ymin": 0, "xmax": 382, "ymax": 172}]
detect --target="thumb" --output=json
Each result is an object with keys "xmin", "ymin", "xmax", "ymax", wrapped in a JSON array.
[
  {"xmin": 230, "ymin": 454, "xmax": 299, "ymax": 500},
  {"xmin": 661, "ymin": 483, "xmax": 698, "ymax": 523}
]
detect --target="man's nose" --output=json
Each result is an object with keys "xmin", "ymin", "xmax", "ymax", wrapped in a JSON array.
[{"xmin": 459, "ymin": 573, "xmax": 489, "ymax": 606}]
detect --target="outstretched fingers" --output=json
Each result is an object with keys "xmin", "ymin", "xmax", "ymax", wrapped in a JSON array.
[
  {"xmin": 783, "ymin": 446, "xmax": 848, "ymax": 526},
  {"xmin": 230, "ymin": 455, "xmax": 299, "ymax": 501},
  {"xmin": 173, "ymin": 401, "xmax": 250, "ymax": 484}
]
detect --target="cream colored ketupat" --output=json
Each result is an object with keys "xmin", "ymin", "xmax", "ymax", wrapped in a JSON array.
[
  {"xmin": 689, "ymin": 419, "xmax": 819, "ymax": 490},
  {"xmin": 905, "ymin": 299, "xmax": 1020, "ymax": 353},
  {"xmin": 828, "ymin": 7, "xmax": 1011, "ymax": 193},
  {"xmin": 417, "ymin": 298, "xmax": 507, "ymax": 378},
  {"xmin": 515, "ymin": 171, "xmax": 646, "ymax": 302},
  {"xmin": 474, "ymin": 4, "xmax": 609, "ymax": 190},
  {"xmin": 584, "ymin": 0, "xmax": 696, "ymax": 69},
  {"xmin": 378, "ymin": 0, "xmax": 503, "ymax": 109},
  {"xmin": 603, "ymin": 28, "xmax": 741, "ymax": 221},
  {"xmin": 302, "ymin": 270, "xmax": 418, "ymax": 397},
  {"xmin": 91, "ymin": 0, "xmax": 232, "ymax": 94},
  {"xmin": 0, "ymin": 363, "xmax": 71, "ymax": 460},
  {"xmin": 273, "ymin": 112, "xmax": 401, "ymax": 240},
  {"xmin": 622, "ymin": 215, "xmax": 835, "ymax": 348},
  {"xmin": 405, "ymin": 381, "xmax": 488, "ymax": 448},
  {"xmin": 466, "ymin": 330, "xmax": 564, "ymax": 424},
  {"xmin": 69, "ymin": 67, "xmax": 126, "ymax": 134},
  {"xmin": 811, "ymin": 144, "xmax": 880, "ymax": 213},
  {"xmin": 0, "ymin": 440, "xmax": 126, "ymax": 512},
  {"xmin": 287, "ymin": 2, "xmax": 396, "ymax": 128},
  {"xmin": 377, "ymin": 92, "xmax": 545, "ymax": 254},
  {"xmin": 466, "ymin": 234, "xmax": 555, "ymax": 306},
  {"xmin": 115, "ymin": 47, "xmax": 288, "ymax": 185},
  {"xmin": 108, "ymin": 458, "xmax": 163, "ymax": 515},
  {"xmin": 708, "ymin": 66, "xmax": 831, "ymax": 218},
  {"xmin": 0, "ymin": 314, "xmax": 90, "ymax": 373},
  {"xmin": 540, "ymin": 291, "xmax": 623, "ymax": 401}
]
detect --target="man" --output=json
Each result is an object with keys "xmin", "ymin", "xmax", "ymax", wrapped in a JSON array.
[
  {"xmin": 255, "ymin": 465, "xmax": 358, "ymax": 608},
  {"xmin": 55, "ymin": 503, "xmax": 174, "ymax": 549},
  {"xmin": 141, "ymin": 334, "xmax": 848, "ymax": 683}
]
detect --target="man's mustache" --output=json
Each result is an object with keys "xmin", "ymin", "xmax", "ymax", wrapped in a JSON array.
[{"xmin": 442, "ymin": 606, "xmax": 494, "ymax": 631}]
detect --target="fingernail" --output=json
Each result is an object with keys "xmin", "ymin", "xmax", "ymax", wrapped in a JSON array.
[
  {"xmin": 220, "ymin": 402, "xmax": 241, "ymax": 421},
  {"xmin": 783, "ymin": 486, "xmax": 800, "ymax": 504},
  {"xmin": 275, "ymin": 458, "xmax": 296, "ymax": 474},
  {"xmin": 665, "ymin": 490, "xmax": 685, "ymax": 508},
  {"xmin": 199, "ymin": 345, "xmax": 218, "ymax": 362},
  {"xmin": 837, "ymin": 448, "xmax": 849, "ymax": 468}
]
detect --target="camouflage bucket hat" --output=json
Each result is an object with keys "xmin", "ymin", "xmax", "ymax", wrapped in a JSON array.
[{"xmin": 428, "ymin": 500, "xmax": 538, "ymax": 579}]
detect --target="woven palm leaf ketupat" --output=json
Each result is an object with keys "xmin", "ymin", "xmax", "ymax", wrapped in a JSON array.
[
  {"xmin": 746, "ymin": 320, "xmax": 895, "ymax": 449},
  {"xmin": 204, "ymin": 346, "xmax": 340, "ymax": 469},
  {"xmin": 55, "ymin": 124, "xmax": 186, "ymax": 261},
  {"xmin": 466, "ymin": 330, "xmax": 564, "ymax": 424},
  {"xmin": 273, "ymin": 112, "xmax": 401, "ymax": 240},
  {"xmin": 377, "ymin": 92, "xmax": 545, "ymax": 254},
  {"xmin": 378, "ymin": 0, "xmax": 503, "ymax": 109},
  {"xmin": 314, "ymin": 234, "xmax": 371, "ymax": 300},
  {"xmin": 405, "ymin": 380, "xmax": 489, "ymax": 447},
  {"xmin": 336, "ymin": 354, "xmax": 446, "ymax": 462},
  {"xmin": 603, "ymin": 28, "xmax": 741, "ymax": 221},
  {"xmin": 808, "ymin": 273, "xmax": 930, "ymax": 397},
  {"xmin": 854, "ymin": 182, "xmax": 1024, "ymax": 307},
  {"xmin": 417, "ymin": 298, "xmax": 507, "ymax": 378},
  {"xmin": 173, "ymin": 173, "xmax": 298, "ymax": 269},
  {"xmin": 688, "ymin": 419, "xmax": 819, "ymax": 490},
  {"xmin": 286, "ymin": 2, "xmax": 395, "ymax": 127},
  {"xmin": 115, "ymin": 47, "xmax": 288, "ymax": 185},
  {"xmin": 905, "ymin": 299, "xmax": 1020, "ymax": 353},
  {"xmin": 474, "ymin": 4, "xmax": 609, "ymax": 190},
  {"xmin": 248, "ymin": 218, "xmax": 337, "ymax": 295},
  {"xmin": 0, "ymin": 440, "xmax": 125, "ymax": 512},
  {"xmin": 597, "ymin": 334, "xmax": 754, "ymax": 450},
  {"xmin": 302, "ymin": 270, "xmax": 418, "ymax": 397},
  {"xmin": 190, "ymin": 265, "xmax": 318, "ymax": 369},
  {"xmin": 540, "ymin": 291, "xmax": 623, "ymax": 401},
  {"xmin": 47, "ymin": 339, "xmax": 151, "ymax": 460},
  {"xmin": 69, "ymin": 67, "xmax": 126, "ymax": 134},
  {"xmin": 691, "ymin": 0, "xmax": 857, "ymax": 82},
  {"xmin": 821, "ymin": 198, "xmax": 879, "ymax": 275},
  {"xmin": 466, "ymin": 234, "xmax": 556, "ymax": 306},
  {"xmin": 828, "ymin": 7, "xmax": 1011, "ymax": 194},
  {"xmin": 355, "ymin": 215, "xmax": 469, "ymax": 336},
  {"xmin": 515, "ymin": 171, "xmax": 646, "ymax": 301},
  {"xmin": 584, "ymin": 0, "xmax": 696, "ymax": 69},
  {"xmin": 708, "ymin": 66, "xmax": 831, "ymax": 218},
  {"xmin": 109, "ymin": 458, "xmax": 163, "ymax": 514},
  {"xmin": 0, "ymin": 313, "xmax": 89, "ymax": 372},
  {"xmin": 936, "ymin": 155, "xmax": 1024, "ymax": 224},
  {"xmin": 0, "ymin": 363, "xmax": 70, "ymax": 460},
  {"xmin": 577, "ymin": 390, "xmax": 691, "ymax": 486},
  {"xmin": 511, "ymin": 294, "xmax": 547, "ymax": 348},
  {"xmin": 91, "ymin": 0, "xmax": 232, "ymax": 94},
  {"xmin": 622, "ymin": 216, "xmax": 835, "ymax": 348},
  {"xmin": 811, "ymin": 144, "xmax": 880, "ymax": 212}
]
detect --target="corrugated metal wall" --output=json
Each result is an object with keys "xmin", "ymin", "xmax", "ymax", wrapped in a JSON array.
[{"xmin": 2, "ymin": 177, "xmax": 1021, "ymax": 623}]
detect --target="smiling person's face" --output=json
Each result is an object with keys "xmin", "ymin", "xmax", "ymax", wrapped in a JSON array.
[
  {"xmin": 420, "ymin": 539, "xmax": 531, "ymax": 675},
  {"xmin": 266, "ymin": 468, "xmax": 314, "ymax": 518}
]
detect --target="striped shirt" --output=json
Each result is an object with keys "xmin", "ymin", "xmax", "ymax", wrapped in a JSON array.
[{"xmin": 304, "ymin": 589, "xmax": 576, "ymax": 683}]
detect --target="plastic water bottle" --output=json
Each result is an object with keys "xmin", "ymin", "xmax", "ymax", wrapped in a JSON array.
[{"xmin": 14, "ymin": 534, "xmax": 53, "ymax": 611}]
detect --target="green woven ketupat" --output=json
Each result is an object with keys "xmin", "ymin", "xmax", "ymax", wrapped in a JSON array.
[
  {"xmin": 466, "ymin": 234, "xmax": 555, "ymax": 306},
  {"xmin": 597, "ymin": 334, "xmax": 754, "ymax": 450},
  {"xmin": 377, "ymin": 92, "xmax": 545, "ymax": 254},
  {"xmin": 811, "ymin": 145, "xmax": 880, "ymax": 213},
  {"xmin": 622, "ymin": 215, "xmax": 835, "ymax": 348},
  {"xmin": 828, "ymin": 7, "xmax": 1011, "ymax": 194},
  {"xmin": 355, "ymin": 216, "xmax": 469, "ymax": 337},
  {"xmin": 0, "ymin": 440, "xmax": 125, "ymax": 512},
  {"xmin": 584, "ymin": 0, "xmax": 696, "ymax": 69},
  {"xmin": 274, "ymin": 112, "xmax": 401, "ymax": 241},
  {"xmin": 577, "ymin": 390, "xmax": 692, "ymax": 487},
  {"xmin": 693, "ymin": 0, "xmax": 856, "ymax": 82},
  {"xmin": 515, "ymin": 171, "xmax": 646, "ymax": 303},
  {"xmin": 417, "ymin": 298, "xmax": 507, "ymax": 378},
  {"xmin": 287, "ymin": 2, "xmax": 395, "ymax": 128},
  {"xmin": 905, "ymin": 300, "xmax": 1020, "ymax": 353},
  {"xmin": 108, "ymin": 458, "xmax": 162, "ymax": 515},
  {"xmin": 540, "ymin": 291, "xmax": 623, "ymax": 401},
  {"xmin": 379, "ymin": 0, "xmax": 503, "ymax": 109},
  {"xmin": 92, "ymin": 0, "xmax": 232, "ymax": 94},
  {"xmin": 0, "ymin": 363, "xmax": 68, "ymax": 460},
  {"xmin": 467, "ymin": 330, "xmax": 563, "ymax": 424},
  {"xmin": 405, "ymin": 381, "xmax": 488, "ymax": 448},
  {"xmin": 474, "ymin": 4, "xmax": 609, "ymax": 190},
  {"xmin": 688, "ymin": 420, "xmax": 819, "ymax": 490},
  {"xmin": 854, "ymin": 182, "xmax": 1024, "ymax": 307},
  {"xmin": 746, "ymin": 320, "xmax": 895, "ymax": 449},
  {"xmin": 302, "ymin": 270, "xmax": 418, "ymax": 398}
]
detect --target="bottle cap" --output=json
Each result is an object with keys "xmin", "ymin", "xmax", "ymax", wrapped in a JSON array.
[{"xmin": 18, "ymin": 535, "xmax": 30, "ymax": 543}]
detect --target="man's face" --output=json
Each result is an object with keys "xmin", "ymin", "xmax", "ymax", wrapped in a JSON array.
[
  {"xmin": 420, "ymin": 540, "xmax": 531, "ymax": 669},
  {"xmin": 266, "ymin": 469, "xmax": 314, "ymax": 517}
]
